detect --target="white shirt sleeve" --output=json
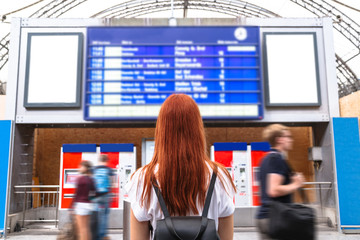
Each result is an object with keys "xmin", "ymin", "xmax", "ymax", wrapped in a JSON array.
[
  {"xmin": 216, "ymin": 168, "xmax": 236, "ymax": 218},
  {"xmin": 124, "ymin": 168, "xmax": 152, "ymax": 222}
]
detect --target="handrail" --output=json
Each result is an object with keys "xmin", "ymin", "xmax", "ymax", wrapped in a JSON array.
[
  {"xmin": 14, "ymin": 185, "xmax": 60, "ymax": 188},
  {"xmin": 14, "ymin": 185, "xmax": 60, "ymax": 228},
  {"xmin": 15, "ymin": 191, "xmax": 58, "ymax": 194},
  {"xmin": 299, "ymin": 181, "xmax": 332, "ymax": 220},
  {"xmin": 304, "ymin": 182, "xmax": 332, "ymax": 185},
  {"xmin": 303, "ymin": 182, "xmax": 332, "ymax": 190}
]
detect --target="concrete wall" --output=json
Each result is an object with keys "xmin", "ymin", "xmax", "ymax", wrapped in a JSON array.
[
  {"xmin": 8, "ymin": 18, "xmax": 338, "ymax": 125},
  {"xmin": 9, "ymin": 125, "xmax": 35, "ymax": 213},
  {"xmin": 0, "ymin": 95, "xmax": 5, "ymax": 120}
]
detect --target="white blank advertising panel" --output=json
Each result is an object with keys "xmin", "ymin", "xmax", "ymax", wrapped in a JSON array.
[
  {"xmin": 24, "ymin": 33, "xmax": 83, "ymax": 107},
  {"xmin": 263, "ymin": 33, "xmax": 321, "ymax": 106}
]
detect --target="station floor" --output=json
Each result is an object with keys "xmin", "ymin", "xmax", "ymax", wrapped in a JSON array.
[{"xmin": 4, "ymin": 226, "xmax": 360, "ymax": 240}]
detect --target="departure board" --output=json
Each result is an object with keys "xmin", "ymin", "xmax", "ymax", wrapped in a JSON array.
[{"xmin": 85, "ymin": 27, "xmax": 263, "ymax": 120}]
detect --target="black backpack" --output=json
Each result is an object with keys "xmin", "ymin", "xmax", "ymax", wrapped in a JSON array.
[{"xmin": 152, "ymin": 172, "xmax": 220, "ymax": 240}]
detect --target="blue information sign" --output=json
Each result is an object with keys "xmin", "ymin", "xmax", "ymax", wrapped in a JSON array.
[
  {"xmin": 333, "ymin": 118, "xmax": 360, "ymax": 230},
  {"xmin": 0, "ymin": 120, "xmax": 11, "ymax": 235},
  {"xmin": 85, "ymin": 27, "xmax": 263, "ymax": 120}
]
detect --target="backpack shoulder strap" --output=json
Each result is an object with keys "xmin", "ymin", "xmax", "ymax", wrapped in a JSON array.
[
  {"xmin": 153, "ymin": 180, "xmax": 182, "ymax": 239},
  {"xmin": 152, "ymin": 180, "xmax": 170, "ymax": 218},
  {"xmin": 202, "ymin": 171, "xmax": 217, "ymax": 218},
  {"xmin": 193, "ymin": 170, "xmax": 217, "ymax": 239}
]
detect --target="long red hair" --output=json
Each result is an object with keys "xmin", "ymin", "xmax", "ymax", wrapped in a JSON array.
[{"xmin": 139, "ymin": 94, "xmax": 235, "ymax": 216}]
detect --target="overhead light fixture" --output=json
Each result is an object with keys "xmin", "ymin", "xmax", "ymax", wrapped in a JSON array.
[{"xmin": 168, "ymin": 17, "xmax": 177, "ymax": 26}]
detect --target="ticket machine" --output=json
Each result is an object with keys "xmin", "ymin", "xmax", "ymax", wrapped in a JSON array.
[
  {"xmin": 60, "ymin": 144, "xmax": 98, "ymax": 209},
  {"xmin": 211, "ymin": 142, "xmax": 252, "ymax": 207},
  {"xmin": 59, "ymin": 143, "xmax": 136, "ymax": 210}
]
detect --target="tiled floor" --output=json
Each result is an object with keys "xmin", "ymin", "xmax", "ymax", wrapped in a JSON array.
[{"xmin": 4, "ymin": 227, "xmax": 360, "ymax": 240}]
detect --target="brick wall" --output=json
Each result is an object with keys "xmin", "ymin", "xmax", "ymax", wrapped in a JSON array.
[
  {"xmin": 0, "ymin": 95, "xmax": 5, "ymax": 120},
  {"xmin": 339, "ymin": 91, "xmax": 360, "ymax": 123}
]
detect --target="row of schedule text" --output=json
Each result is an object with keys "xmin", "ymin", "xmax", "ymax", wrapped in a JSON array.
[
  {"xmin": 89, "ymin": 57, "xmax": 258, "ymax": 68},
  {"xmin": 89, "ymin": 69, "xmax": 259, "ymax": 80},
  {"xmin": 88, "ymin": 93, "xmax": 260, "ymax": 105},
  {"xmin": 88, "ymin": 81, "xmax": 260, "ymax": 93},
  {"xmin": 90, "ymin": 45, "xmax": 257, "ymax": 57}
]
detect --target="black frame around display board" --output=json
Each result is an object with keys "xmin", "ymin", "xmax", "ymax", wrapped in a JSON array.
[
  {"xmin": 24, "ymin": 32, "xmax": 83, "ymax": 108},
  {"xmin": 263, "ymin": 32, "xmax": 321, "ymax": 107}
]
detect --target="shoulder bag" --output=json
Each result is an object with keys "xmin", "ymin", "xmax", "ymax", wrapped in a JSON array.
[
  {"xmin": 269, "ymin": 188, "xmax": 316, "ymax": 240},
  {"xmin": 152, "ymin": 172, "xmax": 220, "ymax": 240}
]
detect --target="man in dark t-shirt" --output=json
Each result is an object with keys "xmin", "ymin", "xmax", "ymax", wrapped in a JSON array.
[
  {"xmin": 256, "ymin": 124, "xmax": 304, "ymax": 240},
  {"xmin": 257, "ymin": 150, "xmax": 292, "ymax": 219}
]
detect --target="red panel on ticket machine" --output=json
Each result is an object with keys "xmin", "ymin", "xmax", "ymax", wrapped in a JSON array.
[
  {"xmin": 60, "ymin": 144, "xmax": 97, "ymax": 209},
  {"xmin": 213, "ymin": 142, "xmax": 251, "ymax": 207},
  {"xmin": 250, "ymin": 142, "xmax": 270, "ymax": 206}
]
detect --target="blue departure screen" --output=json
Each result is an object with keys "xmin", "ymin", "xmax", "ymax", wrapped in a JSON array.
[{"xmin": 85, "ymin": 27, "xmax": 263, "ymax": 120}]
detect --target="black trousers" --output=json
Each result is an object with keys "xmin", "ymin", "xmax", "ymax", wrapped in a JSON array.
[{"xmin": 256, "ymin": 218, "xmax": 276, "ymax": 240}]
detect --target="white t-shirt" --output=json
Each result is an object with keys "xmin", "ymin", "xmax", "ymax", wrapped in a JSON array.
[{"xmin": 124, "ymin": 164, "xmax": 235, "ymax": 232}]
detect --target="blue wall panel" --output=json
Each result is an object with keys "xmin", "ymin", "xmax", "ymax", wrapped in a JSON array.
[
  {"xmin": 62, "ymin": 144, "xmax": 97, "ymax": 153},
  {"xmin": 250, "ymin": 142, "xmax": 271, "ymax": 151},
  {"xmin": 333, "ymin": 118, "xmax": 360, "ymax": 229},
  {"xmin": 214, "ymin": 142, "xmax": 247, "ymax": 151},
  {"xmin": 100, "ymin": 143, "xmax": 134, "ymax": 152},
  {"xmin": 0, "ymin": 121, "xmax": 12, "ymax": 233}
]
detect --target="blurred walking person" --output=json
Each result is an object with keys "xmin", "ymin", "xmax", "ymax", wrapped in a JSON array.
[
  {"xmin": 93, "ymin": 154, "xmax": 113, "ymax": 240},
  {"xmin": 72, "ymin": 160, "xmax": 96, "ymax": 240},
  {"xmin": 256, "ymin": 124, "xmax": 304, "ymax": 240}
]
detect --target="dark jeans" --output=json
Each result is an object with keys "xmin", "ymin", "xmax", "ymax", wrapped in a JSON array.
[{"xmin": 95, "ymin": 194, "xmax": 110, "ymax": 239}]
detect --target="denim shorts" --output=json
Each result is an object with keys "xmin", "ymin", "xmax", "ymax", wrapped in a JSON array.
[{"xmin": 74, "ymin": 202, "xmax": 94, "ymax": 216}]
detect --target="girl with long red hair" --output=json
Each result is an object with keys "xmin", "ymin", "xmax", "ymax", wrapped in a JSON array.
[{"xmin": 126, "ymin": 94, "xmax": 236, "ymax": 240}]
